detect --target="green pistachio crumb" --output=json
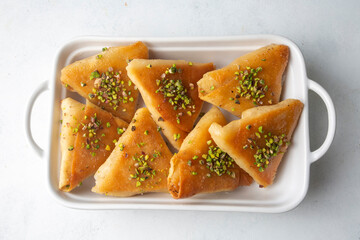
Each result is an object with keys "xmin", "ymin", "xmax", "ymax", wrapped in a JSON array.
[
  {"xmin": 258, "ymin": 126, "xmax": 263, "ymax": 133},
  {"xmin": 119, "ymin": 143, "xmax": 124, "ymax": 151},
  {"xmin": 89, "ymin": 70, "xmax": 100, "ymax": 80},
  {"xmin": 173, "ymin": 133, "xmax": 180, "ymax": 141}
]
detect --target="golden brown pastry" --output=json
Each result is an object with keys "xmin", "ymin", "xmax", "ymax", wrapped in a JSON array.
[
  {"xmin": 197, "ymin": 44, "xmax": 289, "ymax": 117},
  {"xmin": 168, "ymin": 107, "xmax": 253, "ymax": 199},
  {"xmin": 59, "ymin": 98, "xmax": 85, "ymax": 190},
  {"xmin": 92, "ymin": 108, "xmax": 173, "ymax": 197},
  {"xmin": 126, "ymin": 59, "xmax": 214, "ymax": 149},
  {"xmin": 61, "ymin": 41, "xmax": 149, "ymax": 122},
  {"xmin": 209, "ymin": 99, "xmax": 303, "ymax": 187},
  {"xmin": 59, "ymin": 98, "xmax": 128, "ymax": 191}
]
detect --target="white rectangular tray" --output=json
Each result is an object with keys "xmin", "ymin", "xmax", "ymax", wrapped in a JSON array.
[{"xmin": 36, "ymin": 35, "xmax": 335, "ymax": 212}]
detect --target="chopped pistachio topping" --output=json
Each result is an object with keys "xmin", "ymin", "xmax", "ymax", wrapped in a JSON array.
[
  {"xmin": 246, "ymin": 124, "xmax": 251, "ymax": 130},
  {"xmin": 136, "ymin": 142, "xmax": 145, "ymax": 148},
  {"xmin": 80, "ymin": 82, "xmax": 86, "ymax": 87},
  {"xmin": 198, "ymin": 145, "xmax": 236, "ymax": 177},
  {"xmin": 105, "ymin": 145, "xmax": 111, "ymax": 151},
  {"xmin": 90, "ymin": 70, "xmax": 100, "ymax": 80},
  {"xmin": 68, "ymin": 146, "xmax": 74, "ymax": 151},
  {"xmin": 155, "ymin": 64, "xmax": 195, "ymax": 123},
  {"xmin": 106, "ymin": 122, "xmax": 111, "ymax": 128},
  {"xmin": 119, "ymin": 143, "xmax": 124, "ymax": 151},
  {"xmin": 130, "ymin": 152, "xmax": 157, "ymax": 187},
  {"xmin": 188, "ymin": 61, "xmax": 193, "ymax": 66},
  {"xmin": 146, "ymin": 64, "xmax": 152, "ymax": 68},
  {"xmin": 232, "ymin": 66, "xmax": 268, "ymax": 105},
  {"xmin": 173, "ymin": 133, "xmax": 181, "ymax": 141},
  {"xmin": 117, "ymin": 127, "xmax": 125, "ymax": 135},
  {"xmin": 157, "ymin": 126, "xmax": 162, "ymax": 132},
  {"xmin": 80, "ymin": 113, "xmax": 107, "ymax": 153},
  {"xmin": 191, "ymin": 171, "xmax": 197, "ymax": 175},
  {"xmin": 258, "ymin": 126, "xmax": 263, "ymax": 133},
  {"xmin": 144, "ymin": 130, "xmax": 149, "ymax": 135},
  {"xmin": 96, "ymin": 54, "xmax": 103, "ymax": 59},
  {"xmin": 210, "ymin": 86, "xmax": 215, "ymax": 90},
  {"xmin": 102, "ymin": 47, "xmax": 108, "ymax": 52},
  {"xmin": 243, "ymin": 125, "xmax": 289, "ymax": 172},
  {"xmin": 89, "ymin": 69, "xmax": 133, "ymax": 111}
]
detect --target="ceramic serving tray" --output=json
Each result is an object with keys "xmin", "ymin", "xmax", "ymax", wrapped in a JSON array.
[{"xmin": 26, "ymin": 35, "xmax": 336, "ymax": 212}]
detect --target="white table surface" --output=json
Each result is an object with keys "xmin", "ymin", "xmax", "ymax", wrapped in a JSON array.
[{"xmin": 1, "ymin": 0, "xmax": 359, "ymax": 239}]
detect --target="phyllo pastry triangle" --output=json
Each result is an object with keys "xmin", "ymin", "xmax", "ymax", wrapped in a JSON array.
[
  {"xmin": 92, "ymin": 108, "xmax": 173, "ymax": 197},
  {"xmin": 59, "ymin": 98, "xmax": 128, "ymax": 191},
  {"xmin": 197, "ymin": 44, "xmax": 289, "ymax": 117},
  {"xmin": 126, "ymin": 59, "xmax": 214, "ymax": 149},
  {"xmin": 61, "ymin": 41, "xmax": 149, "ymax": 122},
  {"xmin": 167, "ymin": 107, "xmax": 253, "ymax": 199},
  {"xmin": 209, "ymin": 99, "xmax": 303, "ymax": 187}
]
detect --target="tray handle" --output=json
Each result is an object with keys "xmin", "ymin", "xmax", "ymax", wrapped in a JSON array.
[
  {"xmin": 308, "ymin": 79, "xmax": 336, "ymax": 163},
  {"xmin": 25, "ymin": 81, "xmax": 49, "ymax": 157}
]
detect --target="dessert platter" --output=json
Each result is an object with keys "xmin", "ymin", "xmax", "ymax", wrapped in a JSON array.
[{"xmin": 26, "ymin": 35, "xmax": 336, "ymax": 212}]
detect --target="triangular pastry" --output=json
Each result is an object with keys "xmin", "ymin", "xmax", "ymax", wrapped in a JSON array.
[
  {"xmin": 209, "ymin": 99, "xmax": 303, "ymax": 187},
  {"xmin": 92, "ymin": 108, "xmax": 173, "ymax": 197},
  {"xmin": 168, "ymin": 107, "xmax": 253, "ymax": 199},
  {"xmin": 197, "ymin": 44, "xmax": 289, "ymax": 117},
  {"xmin": 61, "ymin": 41, "xmax": 149, "ymax": 122},
  {"xmin": 59, "ymin": 98, "xmax": 128, "ymax": 191},
  {"xmin": 127, "ymin": 59, "xmax": 214, "ymax": 149}
]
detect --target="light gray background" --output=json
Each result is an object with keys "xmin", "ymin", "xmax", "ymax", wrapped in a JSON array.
[{"xmin": 0, "ymin": 0, "xmax": 359, "ymax": 239}]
